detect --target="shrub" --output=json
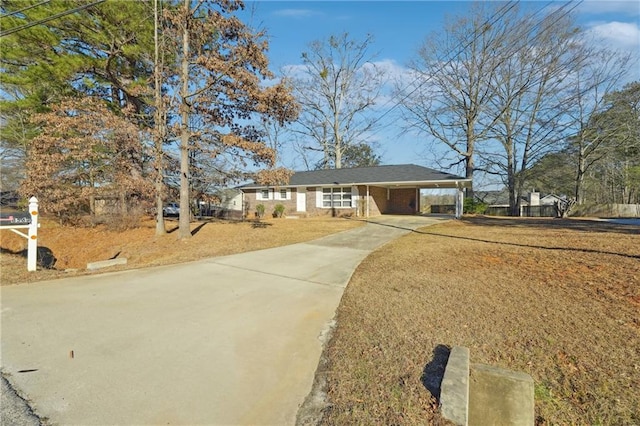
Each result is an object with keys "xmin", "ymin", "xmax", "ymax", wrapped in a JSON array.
[
  {"xmin": 464, "ymin": 199, "xmax": 487, "ymax": 214},
  {"xmin": 273, "ymin": 204, "xmax": 285, "ymax": 218},
  {"xmin": 255, "ymin": 204, "xmax": 265, "ymax": 218}
]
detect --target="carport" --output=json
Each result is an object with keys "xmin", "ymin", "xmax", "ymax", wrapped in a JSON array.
[{"xmin": 359, "ymin": 177, "xmax": 472, "ymax": 219}]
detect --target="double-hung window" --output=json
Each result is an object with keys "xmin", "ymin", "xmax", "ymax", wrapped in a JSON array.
[
  {"xmin": 258, "ymin": 189, "xmax": 270, "ymax": 200},
  {"xmin": 277, "ymin": 189, "xmax": 289, "ymax": 200},
  {"xmin": 322, "ymin": 187, "xmax": 352, "ymax": 208}
]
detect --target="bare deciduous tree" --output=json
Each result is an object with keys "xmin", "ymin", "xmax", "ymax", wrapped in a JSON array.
[
  {"xmin": 399, "ymin": 2, "xmax": 517, "ymax": 197},
  {"xmin": 478, "ymin": 8, "xmax": 585, "ymax": 215},
  {"xmin": 290, "ymin": 32, "xmax": 385, "ymax": 169},
  {"xmin": 402, "ymin": 2, "xmax": 634, "ymax": 215}
]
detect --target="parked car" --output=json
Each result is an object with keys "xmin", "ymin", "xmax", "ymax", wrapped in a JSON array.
[{"xmin": 163, "ymin": 202, "xmax": 180, "ymax": 216}]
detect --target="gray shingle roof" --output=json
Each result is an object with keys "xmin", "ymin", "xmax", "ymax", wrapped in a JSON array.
[{"xmin": 242, "ymin": 164, "xmax": 468, "ymax": 188}]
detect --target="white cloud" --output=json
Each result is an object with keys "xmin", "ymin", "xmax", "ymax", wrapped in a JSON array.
[
  {"xmin": 587, "ymin": 21, "xmax": 640, "ymax": 49},
  {"xmin": 282, "ymin": 59, "xmax": 412, "ymax": 85},
  {"xmin": 280, "ymin": 64, "xmax": 308, "ymax": 80},
  {"xmin": 370, "ymin": 58, "xmax": 411, "ymax": 82},
  {"xmin": 271, "ymin": 9, "xmax": 322, "ymax": 19}
]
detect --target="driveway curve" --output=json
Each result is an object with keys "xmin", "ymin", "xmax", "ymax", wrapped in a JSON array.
[{"xmin": 1, "ymin": 215, "xmax": 448, "ymax": 425}]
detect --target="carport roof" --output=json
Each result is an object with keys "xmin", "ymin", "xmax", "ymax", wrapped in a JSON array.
[{"xmin": 242, "ymin": 164, "xmax": 471, "ymax": 189}]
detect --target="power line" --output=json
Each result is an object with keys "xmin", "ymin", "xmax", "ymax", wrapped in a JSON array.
[
  {"xmin": 0, "ymin": 0, "xmax": 51, "ymax": 19},
  {"xmin": 0, "ymin": 0, "xmax": 106, "ymax": 38},
  {"xmin": 383, "ymin": 0, "xmax": 584, "ymax": 171},
  {"xmin": 374, "ymin": 0, "xmax": 573, "ymax": 125},
  {"xmin": 367, "ymin": 1, "xmax": 521, "ymax": 124}
]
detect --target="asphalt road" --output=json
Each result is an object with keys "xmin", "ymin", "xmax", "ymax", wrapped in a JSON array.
[
  {"xmin": 1, "ymin": 374, "xmax": 42, "ymax": 425},
  {"xmin": 1, "ymin": 215, "xmax": 446, "ymax": 426}
]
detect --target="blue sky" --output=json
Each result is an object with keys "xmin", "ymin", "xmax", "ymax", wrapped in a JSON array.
[
  {"xmin": 241, "ymin": 1, "xmax": 475, "ymax": 69},
  {"xmin": 238, "ymin": 1, "xmax": 640, "ymax": 183}
]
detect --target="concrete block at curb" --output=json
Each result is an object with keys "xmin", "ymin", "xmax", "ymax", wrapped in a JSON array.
[
  {"xmin": 440, "ymin": 346, "xmax": 470, "ymax": 426},
  {"xmin": 86, "ymin": 258, "xmax": 128, "ymax": 271},
  {"xmin": 469, "ymin": 363, "xmax": 534, "ymax": 426}
]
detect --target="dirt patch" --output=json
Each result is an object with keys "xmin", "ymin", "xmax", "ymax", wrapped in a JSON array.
[
  {"xmin": 0, "ymin": 216, "xmax": 363, "ymax": 285},
  {"xmin": 317, "ymin": 217, "xmax": 639, "ymax": 425}
]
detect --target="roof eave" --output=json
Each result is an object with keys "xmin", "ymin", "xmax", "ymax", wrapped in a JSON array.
[{"xmin": 240, "ymin": 178, "xmax": 472, "ymax": 190}]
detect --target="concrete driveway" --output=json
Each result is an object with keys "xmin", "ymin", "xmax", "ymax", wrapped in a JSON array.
[{"xmin": 1, "ymin": 215, "xmax": 448, "ymax": 425}]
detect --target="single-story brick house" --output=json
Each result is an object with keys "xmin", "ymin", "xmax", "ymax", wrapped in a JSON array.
[{"xmin": 240, "ymin": 164, "xmax": 472, "ymax": 218}]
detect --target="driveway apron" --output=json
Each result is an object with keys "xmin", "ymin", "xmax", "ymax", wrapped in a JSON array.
[{"xmin": 1, "ymin": 215, "xmax": 447, "ymax": 425}]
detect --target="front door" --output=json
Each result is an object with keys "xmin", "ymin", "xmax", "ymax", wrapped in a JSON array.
[{"xmin": 297, "ymin": 188, "xmax": 306, "ymax": 212}]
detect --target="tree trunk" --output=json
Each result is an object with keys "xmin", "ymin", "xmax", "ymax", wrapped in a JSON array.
[
  {"xmin": 575, "ymin": 145, "xmax": 586, "ymax": 205},
  {"xmin": 178, "ymin": 0, "xmax": 191, "ymax": 239},
  {"xmin": 89, "ymin": 169, "xmax": 96, "ymax": 217},
  {"xmin": 153, "ymin": 0, "xmax": 166, "ymax": 236},
  {"xmin": 465, "ymin": 138, "xmax": 475, "ymax": 200},
  {"xmin": 506, "ymin": 142, "xmax": 518, "ymax": 216},
  {"xmin": 575, "ymin": 169, "xmax": 585, "ymax": 205},
  {"xmin": 334, "ymin": 116, "xmax": 342, "ymax": 168}
]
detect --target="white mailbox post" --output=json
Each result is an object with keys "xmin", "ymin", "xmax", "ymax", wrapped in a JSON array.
[{"xmin": 0, "ymin": 196, "xmax": 39, "ymax": 271}]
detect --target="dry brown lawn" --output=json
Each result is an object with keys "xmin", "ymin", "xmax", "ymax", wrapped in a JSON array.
[
  {"xmin": 318, "ymin": 217, "xmax": 639, "ymax": 425},
  {"xmin": 2, "ymin": 215, "xmax": 639, "ymax": 425},
  {"xmin": 0, "ymin": 216, "xmax": 363, "ymax": 285}
]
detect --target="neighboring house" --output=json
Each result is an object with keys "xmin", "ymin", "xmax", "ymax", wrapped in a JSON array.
[
  {"xmin": 196, "ymin": 188, "xmax": 244, "ymax": 219},
  {"xmin": 215, "ymin": 188, "xmax": 243, "ymax": 219},
  {"xmin": 475, "ymin": 190, "xmax": 565, "ymax": 217},
  {"xmin": 539, "ymin": 194, "xmax": 564, "ymax": 206},
  {"xmin": 240, "ymin": 164, "xmax": 471, "ymax": 219},
  {"xmin": 217, "ymin": 188, "xmax": 243, "ymax": 212},
  {"xmin": 474, "ymin": 190, "xmax": 526, "ymax": 212}
]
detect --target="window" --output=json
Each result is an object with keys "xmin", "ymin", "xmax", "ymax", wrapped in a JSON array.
[
  {"xmin": 279, "ymin": 189, "xmax": 288, "ymax": 200},
  {"xmin": 322, "ymin": 187, "xmax": 352, "ymax": 208},
  {"xmin": 258, "ymin": 189, "xmax": 270, "ymax": 200}
]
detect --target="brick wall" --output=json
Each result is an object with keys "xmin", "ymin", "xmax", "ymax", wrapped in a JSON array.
[
  {"xmin": 245, "ymin": 189, "xmax": 297, "ymax": 218},
  {"xmin": 305, "ymin": 187, "xmax": 357, "ymax": 217},
  {"xmin": 389, "ymin": 188, "xmax": 418, "ymax": 214},
  {"xmin": 363, "ymin": 186, "xmax": 386, "ymax": 216},
  {"xmin": 243, "ymin": 185, "xmax": 420, "ymax": 218}
]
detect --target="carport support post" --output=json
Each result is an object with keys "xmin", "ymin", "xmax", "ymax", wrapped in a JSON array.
[
  {"xmin": 366, "ymin": 185, "xmax": 370, "ymax": 218},
  {"xmin": 27, "ymin": 197, "xmax": 39, "ymax": 271},
  {"xmin": 455, "ymin": 187, "xmax": 464, "ymax": 219}
]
